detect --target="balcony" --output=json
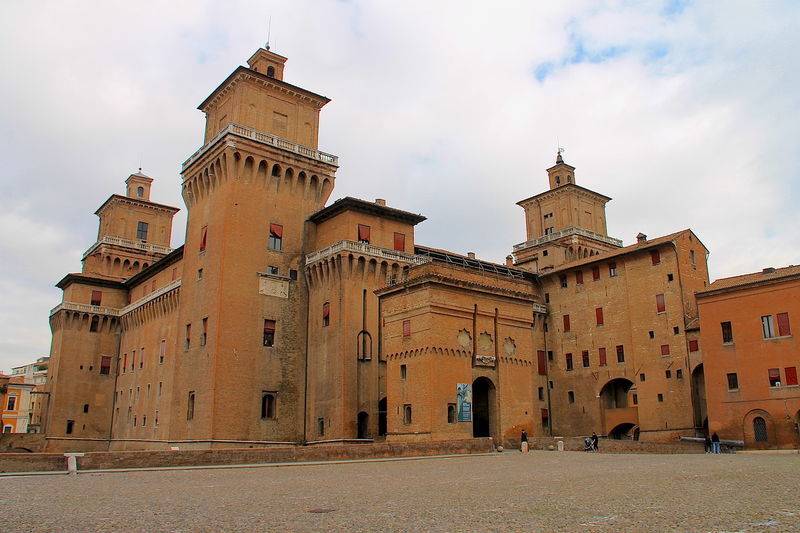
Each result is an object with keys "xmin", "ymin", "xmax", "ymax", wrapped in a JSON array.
[
  {"xmin": 513, "ymin": 226, "xmax": 623, "ymax": 252},
  {"xmin": 182, "ymin": 123, "xmax": 339, "ymax": 171},
  {"xmin": 305, "ymin": 240, "xmax": 431, "ymax": 267},
  {"xmin": 82, "ymin": 236, "xmax": 173, "ymax": 260},
  {"xmin": 50, "ymin": 279, "xmax": 182, "ymax": 318}
]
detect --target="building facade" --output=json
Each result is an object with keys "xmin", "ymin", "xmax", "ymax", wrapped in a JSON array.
[
  {"xmin": 42, "ymin": 48, "xmax": 723, "ymax": 451},
  {"xmin": 698, "ymin": 265, "xmax": 800, "ymax": 449}
]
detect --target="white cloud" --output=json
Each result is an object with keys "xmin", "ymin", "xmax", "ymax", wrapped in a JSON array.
[{"xmin": 0, "ymin": 0, "xmax": 798, "ymax": 371}]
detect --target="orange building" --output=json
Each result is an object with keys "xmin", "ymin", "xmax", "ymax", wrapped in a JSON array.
[
  {"xmin": 697, "ymin": 265, "xmax": 800, "ymax": 449},
  {"xmin": 40, "ymin": 46, "xmax": 754, "ymax": 451}
]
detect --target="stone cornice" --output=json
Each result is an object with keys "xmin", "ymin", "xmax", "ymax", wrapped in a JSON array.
[
  {"xmin": 94, "ymin": 194, "xmax": 180, "ymax": 217},
  {"xmin": 517, "ymin": 183, "xmax": 612, "ymax": 207}
]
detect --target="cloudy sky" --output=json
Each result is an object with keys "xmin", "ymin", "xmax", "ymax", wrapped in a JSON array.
[{"xmin": 1, "ymin": 0, "xmax": 798, "ymax": 373}]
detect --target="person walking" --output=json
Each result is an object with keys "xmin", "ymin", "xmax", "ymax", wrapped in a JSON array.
[
  {"xmin": 520, "ymin": 429, "xmax": 529, "ymax": 453},
  {"xmin": 704, "ymin": 434, "xmax": 712, "ymax": 453},
  {"xmin": 711, "ymin": 432, "xmax": 721, "ymax": 454},
  {"xmin": 591, "ymin": 432, "xmax": 599, "ymax": 452}
]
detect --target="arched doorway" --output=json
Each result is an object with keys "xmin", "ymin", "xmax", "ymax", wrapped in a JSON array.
[
  {"xmin": 743, "ymin": 409, "xmax": 773, "ymax": 449},
  {"xmin": 357, "ymin": 411, "xmax": 369, "ymax": 439},
  {"xmin": 472, "ymin": 377, "xmax": 496, "ymax": 438},
  {"xmin": 609, "ymin": 423, "xmax": 636, "ymax": 440},
  {"xmin": 377, "ymin": 398, "xmax": 387, "ymax": 437},
  {"xmin": 599, "ymin": 378, "xmax": 634, "ymax": 408},
  {"xmin": 691, "ymin": 364, "xmax": 707, "ymax": 428}
]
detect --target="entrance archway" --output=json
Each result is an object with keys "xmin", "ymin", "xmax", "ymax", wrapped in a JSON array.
[
  {"xmin": 599, "ymin": 378, "xmax": 634, "ymax": 408},
  {"xmin": 357, "ymin": 411, "xmax": 369, "ymax": 439},
  {"xmin": 609, "ymin": 423, "xmax": 636, "ymax": 440},
  {"xmin": 472, "ymin": 377, "xmax": 496, "ymax": 438},
  {"xmin": 691, "ymin": 364, "xmax": 707, "ymax": 428},
  {"xmin": 377, "ymin": 398, "xmax": 387, "ymax": 437}
]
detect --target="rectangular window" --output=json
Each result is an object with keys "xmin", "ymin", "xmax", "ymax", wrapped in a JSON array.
[
  {"xmin": 650, "ymin": 249, "xmax": 661, "ymax": 265},
  {"xmin": 122, "ymin": 353, "xmax": 127, "ymax": 374},
  {"xmin": 268, "ymin": 223, "xmax": 283, "ymax": 251},
  {"xmin": 785, "ymin": 367, "xmax": 798, "ymax": 386},
  {"xmin": 400, "ymin": 364, "xmax": 407, "ymax": 379},
  {"xmin": 357, "ymin": 224, "xmax": 371, "ymax": 244},
  {"xmin": 160, "ymin": 339, "xmax": 166, "ymax": 364},
  {"xmin": 201, "ymin": 318, "xmax": 208, "ymax": 346},
  {"xmin": 608, "ymin": 262, "xmax": 618, "ymax": 277},
  {"xmin": 544, "ymin": 227, "xmax": 554, "ymax": 235},
  {"xmin": 403, "ymin": 404, "xmax": 412, "ymax": 424},
  {"xmin": 172, "ymin": 267, "xmax": 177, "ymax": 281},
  {"xmin": 541, "ymin": 408, "xmax": 549, "ymax": 428},
  {"xmin": 447, "ymin": 403, "xmax": 457, "ymax": 424},
  {"xmin": 90, "ymin": 290, "xmax": 102, "ymax": 306},
  {"xmin": 596, "ymin": 307, "xmax": 604, "ymax": 326},
  {"xmin": 721, "ymin": 321, "xmax": 733, "ymax": 344},
  {"xmin": 6, "ymin": 396, "xmax": 16, "ymax": 411},
  {"xmin": 676, "ymin": 369, "xmax": 683, "ymax": 379},
  {"xmin": 559, "ymin": 274, "xmax": 568, "ymax": 288},
  {"xmin": 393, "ymin": 232, "xmax": 406, "ymax": 252},
  {"xmin": 187, "ymin": 391, "xmax": 195, "ymax": 420},
  {"xmin": 403, "ymin": 319, "xmax": 411, "ymax": 337},
  {"xmin": 665, "ymin": 370, "xmax": 672, "ymax": 379},
  {"xmin": 727, "ymin": 373, "xmax": 739, "ymax": 390},
  {"xmin": 200, "ymin": 225, "xmax": 208, "ymax": 251},
  {"xmin": 289, "ymin": 269, "xmax": 298, "ymax": 280},
  {"xmin": 568, "ymin": 391, "xmax": 575, "ymax": 403},
  {"xmin": 762, "ymin": 315, "xmax": 776, "ymax": 339},
  {"xmin": 268, "ymin": 266, "xmax": 278, "ymax": 276},
  {"xmin": 563, "ymin": 314, "xmax": 571, "ymax": 332},
  {"xmin": 660, "ymin": 344, "xmax": 670, "ymax": 356},
  {"xmin": 197, "ymin": 268, "xmax": 203, "ymax": 280},
  {"xmin": 690, "ymin": 249, "xmax": 696, "ymax": 267},
  {"xmin": 322, "ymin": 302, "xmax": 330, "ymax": 327},
  {"xmin": 565, "ymin": 353, "xmax": 573, "ymax": 371},
  {"xmin": 538, "ymin": 387, "xmax": 544, "ymax": 401},
  {"xmin": 547, "ymin": 350, "xmax": 553, "ymax": 361},
  {"xmin": 100, "ymin": 356, "xmax": 111, "ymax": 375},
  {"xmin": 261, "ymin": 393, "xmax": 276, "ymax": 419},
  {"xmin": 537, "ymin": 350, "xmax": 547, "ymax": 375},
  {"xmin": 318, "ymin": 418, "xmax": 325, "ymax": 436},
  {"xmin": 581, "ymin": 350, "xmax": 590, "ymax": 368},
  {"xmin": 263, "ymin": 319, "xmax": 276, "ymax": 347},
  {"xmin": 640, "ymin": 373, "xmax": 646, "ymax": 382},
  {"xmin": 657, "ymin": 393, "xmax": 664, "ymax": 402},
  {"xmin": 185, "ymin": 324, "xmax": 191, "ymax": 350},
  {"xmin": 768, "ymin": 368, "xmax": 781, "ymax": 387},
  {"xmin": 616, "ymin": 345, "xmax": 625, "ymax": 363},
  {"xmin": 544, "ymin": 293, "xmax": 550, "ymax": 303},
  {"xmin": 131, "ymin": 350, "xmax": 136, "ymax": 371},
  {"xmin": 777, "ymin": 312, "xmax": 791, "ymax": 337},
  {"xmin": 136, "ymin": 221, "xmax": 149, "ymax": 241},
  {"xmin": 575, "ymin": 271, "xmax": 583, "ymax": 285},
  {"xmin": 592, "ymin": 265, "xmax": 600, "ymax": 281},
  {"xmin": 656, "ymin": 294, "xmax": 666, "ymax": 313},
  {"xmin": 598, "ymin": 347, "xmax": 607, "ymax": 366}
]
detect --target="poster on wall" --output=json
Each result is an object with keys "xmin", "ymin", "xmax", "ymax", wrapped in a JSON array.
[{"xmin": 457, "ymin": 383, "xmax": 472, "ymax": 422}]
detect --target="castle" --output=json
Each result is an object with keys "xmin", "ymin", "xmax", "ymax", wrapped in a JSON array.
[{"xmin": 41, "ymin": 48, "xmax": 735, "ymax": 451}]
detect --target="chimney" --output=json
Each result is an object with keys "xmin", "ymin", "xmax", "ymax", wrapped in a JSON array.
[
  {"xmin": 467, "ymin": 252, "xmax": 476, "ymax": 259},
  {"xmin": 636, "ymin": 232, "xmax": 647, "ymax": 243},
  {"xmin": 506, "ymin": 255, "xmax": 514, "ymax": 267},
  {"xmin": 763, "ymin": 267, "xmax": 776, "ymax": 274},
  {"xmin": 375, "ymin": 199, "xmax": 386, "ymax": 206}
]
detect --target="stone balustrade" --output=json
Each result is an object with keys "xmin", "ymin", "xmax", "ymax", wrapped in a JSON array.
[
  {"xmin": 82, "ymin": 236, "xmax": 173, "ymax": 260},
  {"xmin": 306, "ymin": 240, "xmax": 432, "ymax": 266},
  {"xmin": 513, "ymin": 226, "xmax": 623, "ymax": 252}
]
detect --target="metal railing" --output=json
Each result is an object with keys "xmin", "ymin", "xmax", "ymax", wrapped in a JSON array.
[{"xmin": 182, "ymin": 123, "xmax": 339, "ymax": 171}]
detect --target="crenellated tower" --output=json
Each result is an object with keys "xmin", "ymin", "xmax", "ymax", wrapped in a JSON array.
[{"xmin": 172, "ymin": 48, "xmax": 338, "ymax": 443}]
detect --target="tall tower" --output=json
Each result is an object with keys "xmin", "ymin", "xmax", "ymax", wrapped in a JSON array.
[
  {"xmin": 172, "ymin": 48, "xmax": 338, "ymax": 443},
  {"xmin": 513, "ymin": 153, "xmax": 622, "ymax": 271}
]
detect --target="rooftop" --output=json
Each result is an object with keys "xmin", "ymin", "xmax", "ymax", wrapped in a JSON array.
[{"xmin": 698, "ymin": 264, "xmax": 800, "ymax": 296}]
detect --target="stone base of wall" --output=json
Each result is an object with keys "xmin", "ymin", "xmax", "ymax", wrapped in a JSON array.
[
  {"xmin": 0, "ymin": 433, "xmax": 47, "ymax": 453},
  {"xmin": 0, "ymin": 438, "xmax": 495, "ymax": 473},
  {"xmin": 507, "ymin": 436, "xmax": 704, "ymax": 454}
]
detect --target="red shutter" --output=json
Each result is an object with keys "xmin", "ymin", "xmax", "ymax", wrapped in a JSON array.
[
  {"xmin": 403, "ymin": 319, "xmax": 411, "ymax": 337},
  {"xmin": 575, "ymin": 271, "xmax": 583, "ymax": 284},
  {"xmin": 599, "ymin": 347, "xmax": 607, "ymax": 366},
  {"xmin": 393, "ymin": 232, "xmax": 405, "ymax": 252},
  {"xmin": 769, "ymin": 368, "xmax": 780, "ymax": 380},
  {"xmin": 661, "ymin": 344, "xmax": 670, "ymax": 356},
  {"xmin": 592, "ymin": 265, "xmax": 600, "ymax": 280},
  {"xmin": 777, "ymin": 312, "xmax": 791, "ymax": 336},
  {"xmin": 541, "ymin": 408, "xmax": 549, "ymax": 421},
  {"xmin": 563, "ymin": 314, "xmax": 571, "ymax": 332},
  {"xmin": 269, "ymin": 223, "xmax": 283, "ymax": 238},
  {"xmin": 785, "ymin": 367, "xmax": 798, "ymax": 386},
  {"xmin": 264, "ymin": 319, "xmax": 276, "ymax": 334},
  {"xmin": 358, "ymin": 224, "xmax": 371, "ymax": 242},
  {"xmin": 91, "ymin": 290, "xmax": 102, "ymax": 306},
  {"xmin": 688, "ymin": 339, "xmax": 699, "ymax": 352},
  {"xmin": 537, "ymin": 350, "xmax": 547, "ymax": 375},
  {"xmin": 200, "ymin": 225, "xmax": 208, "ymax": 251},
  {"xmin": 651, "ymin": 249, "xmax": 660, "ymax": 265},
  {"xmin": 596, "ymin": 307, "xmax": 604, "ymax": 326},
  {"xmin": 322, "ymin": 302, "xmax": 330, "ymax": 318},
  {"xmin": 656, "ymin": 293, "xmax": 666, "ymax": 313}
]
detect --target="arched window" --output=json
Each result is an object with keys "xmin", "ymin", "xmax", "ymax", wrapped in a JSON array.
[
  {"xmin": 357, "ymin": 331, "xmax": 372, "ymax": 360},
  {"xmin": 753, "ymin": 416, "xmax": 768, "ymax": 442},
  {"xmin": 267, "ymin": 65, "xmax": 275, "ymax": 77},
  {"xmin": 136, "ymin": 186, "xmax": 144, "ymax": 198},
  {"xmin": 261, "ymin": 393, "xmax": 276, "ymax": 419},
  {"xmin": 555, "ymin": 177, "xmax": 561, "ymax": 186}
]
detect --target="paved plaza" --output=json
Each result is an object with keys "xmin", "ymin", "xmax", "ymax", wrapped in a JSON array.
[{"xmin": 2, "ymin": 450, "xmax": 799, "ymax": 532}]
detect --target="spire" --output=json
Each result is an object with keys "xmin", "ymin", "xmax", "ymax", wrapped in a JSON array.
[{"xmin": 556, "ymin": 147, "xmax": 565, "ymax": 164}]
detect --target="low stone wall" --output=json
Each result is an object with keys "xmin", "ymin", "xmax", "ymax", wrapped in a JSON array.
[
  {"xmin": 0, "ymin": 433, "xmax": 46, "ymax": 453},
  {"xmin": 1, "ymin": 438, "xmax": 495, "ymax": 473},
  {"xmin": 508, "ymin": 436, "xmax": 704, "ymax": 454}
]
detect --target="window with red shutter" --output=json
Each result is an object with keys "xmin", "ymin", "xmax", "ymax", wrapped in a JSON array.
[
  {"xmin": 688, "ymin": 339, "xmax": 699, "ymax": 352},
  {"xmin": 200, "ymin": 225, "xmax": 208, "ymax": 251},
  {"xmin": 563, "ymin": 314, "xmax": 571, "ymax": 332},
  {"xmin": 268, "ymin": 223, "xmax": 283, "ymax": 250},
  {"xmin": 650, "ymin": 249, "xmax": 661, "ymax": 265},
  {"xmin": 785, "ymin": 366, "xmax": 798, "ymax": 386},
  {"xmin": 777, "ymin": 312, "xmax": 791, "ymax": 336},
  {"xmin": 322, "ymin": 302, "xmax": 330, "ymax": 327},
  {"xmin": 90, "ymin": 290, "xmax": 102, "ymax": 306},
  {"xmin": 575, "ymin": 271, "xmax": 583, "ymax": 284},
  {"xmin": 263, "ymin": 319, "xmax": 276, "ymax": 347},
  {"xmin": 358, "ymin": 224, "xmax": 371, "ymax": 243},
  {"xmin": 403, "ymin": 319, "xmax": 411, "ymax": 337},
  {"xmin": 537, "ymin": 350, "xmax": 547, "ymax": 375},
  {"xmin": 393, "ymin": 232, "xmax": 405, "ymax": 252},
  {"xmin": 596, "ymin": 307, "xmax": 604, "ymax": 326},
  {"xmin": 661, "ymin": 344, "xmax": 670, "ymax": 356},
  {"xmin": 768, "ymin": 368, "xmax": 781, "ymax": 386},
  {"xmin": 592, "ymin": 265, "xmax": 600, "ymax": 281},
  {"xmin": 656, "ymin": 293, "xmax": 666, "ymax": 313},
  {"xmin": 599, "ymin": 347, "xmax": 607, "ymax": 366}
]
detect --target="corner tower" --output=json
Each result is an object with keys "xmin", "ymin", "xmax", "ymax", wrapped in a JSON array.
[
  {"xmin": 173, "ymin": 48, "xmax": 338, "ymax": 444},
  {"xmin": 513, "ymin": 153, "xmax": 622, "ymax": 272}
]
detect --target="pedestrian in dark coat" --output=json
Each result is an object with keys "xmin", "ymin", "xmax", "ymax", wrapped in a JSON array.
[{"xmin": 711, "ymin": 432, "xmax": 721, "ymax": 454}]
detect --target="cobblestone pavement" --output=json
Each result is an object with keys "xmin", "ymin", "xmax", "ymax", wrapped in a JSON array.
[{"xmin": 2, "ymin": 451, "xmax": 799, "ymax": 532}]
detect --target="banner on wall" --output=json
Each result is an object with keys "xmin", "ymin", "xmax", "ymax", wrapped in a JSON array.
[{"xmin": 457, "ymin": 383, "xmax": 472, "ymax": 422}]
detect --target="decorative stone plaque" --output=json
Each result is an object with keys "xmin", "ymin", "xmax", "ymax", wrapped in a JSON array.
[
  {"xmin": 259, "ymin": 277, "xmax": 289, "ymax": 299},
  {"xmin": 504, "ymin": 337, "xmax": 516, "ymax": 356},
  {"xmin": 457, "ymin": 329, "xmax": 472, "ymax": 349}
]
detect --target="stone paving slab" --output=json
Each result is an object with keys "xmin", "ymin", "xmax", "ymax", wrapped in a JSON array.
[{"xmin": 2, "ymin": 450, "xmax": 799, "ymax": 532}]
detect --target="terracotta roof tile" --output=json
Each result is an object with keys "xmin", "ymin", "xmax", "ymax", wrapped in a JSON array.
[{"xmin": 699, "ymin": 264, "xmax": 800, "ymax": 294}]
